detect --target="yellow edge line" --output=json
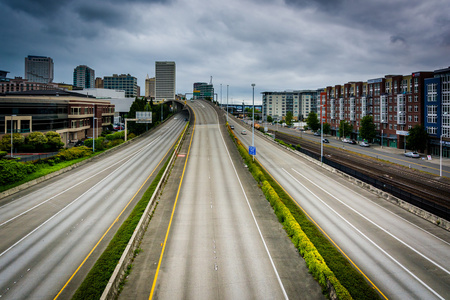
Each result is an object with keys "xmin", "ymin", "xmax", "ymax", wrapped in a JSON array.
[
  {"xmin": 252, "ymin": 154, "xmax": 388, "ymax": 300},
  {"xmin": 149, "ymin": 108, "xmax": 196, "ymax": 300},
  {"xmin": 54, "ymin": 132, "xmax": 180, "ymax": 300}
]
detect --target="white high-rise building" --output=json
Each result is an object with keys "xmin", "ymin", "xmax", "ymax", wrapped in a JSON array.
[
  {"xmin": 155, "ymin": 61, "xmax": 176, "ymax": 102},
  {"xmin": 25, "ymin": 55, "xmax": 54, "ymax": 83}
]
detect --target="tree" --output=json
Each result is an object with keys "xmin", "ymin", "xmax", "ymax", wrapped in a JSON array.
[
  {"xmin": 0, "ymin": 133, "xmax": 24, "ymax": 151},
  {"xmin": 266, "ymin": 115, "xmax": 273, "ymax": 123},
  {"xmin": 128, "ymin": 97, "xmax": 150, "ymax": 135},
  {"xmin": 27, "ymin": 132, "xmax": 48, "ymax": 151},
  {"xmin": 285, "ymin": 111, "xmax": 293, "ymax": 126},
  {"xmin": 306, "ymin": 111, "xmax": 320, "ymax": 131},
  {"xmin": 339, "ymin": 120, "xmax": 353, "ymax": 139},
  {"xmin": 360, "ymin": 116, "xmax": 377, "ymax": 141},
  {"xmin": 406, "ymin": 125, "xmax": 428, "ymax": 152},
  {"xmin": 322, "ymin": 122, "xmax": 331, "ymax": 135},
  {"xmin": 45, "ymin": 131, "xmax": 64, "ymax": 150}
]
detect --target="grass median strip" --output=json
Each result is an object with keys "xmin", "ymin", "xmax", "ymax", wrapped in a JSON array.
[{"xmin": 228, "ymin": 125, "xmax": 380, "ymax": 300}]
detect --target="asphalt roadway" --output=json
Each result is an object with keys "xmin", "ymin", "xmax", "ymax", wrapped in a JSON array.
[
  {"xmin": 119, "ymin": 101, "xmax": 324, "ymax": 299},
  {"xmin": 0, "ymin": 115, "xmax": 187, "ymax": 299},
  {"xmin": 230, "ymin": 112, "xmax": 450, "ymax": 299}
]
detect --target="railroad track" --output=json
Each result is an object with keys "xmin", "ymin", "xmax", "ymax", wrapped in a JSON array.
[{"xmin": 271, "ymin": 130, "xmax": 450, "ymax": 211}]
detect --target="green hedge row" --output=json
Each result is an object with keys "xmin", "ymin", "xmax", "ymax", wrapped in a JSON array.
[{"xmin": 228, "ymin": 124, "xmax": 380, "ymax": 299}]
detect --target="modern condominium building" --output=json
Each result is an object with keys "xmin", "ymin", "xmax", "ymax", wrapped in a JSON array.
[
  {"xmin": 103, "ymin": 74, "xmax": 138, "ymax": 98},
  {"xmin": 24, "ymin": 55, "xmax": 54, "ymax": 83},
  {"xmin": 73, "ymin": 65, "xmax": 95, "ymax": 88},
  {"xmin": 424, "ymin": 66, "xmax": 450, "ymax": 157},
  {"xmin": 262, "ymin": 90, "xmax": 318, "ymax": 122},
  {"xmin": 155, "ymin": 61, "xmax": 176, "ymax": 102}
]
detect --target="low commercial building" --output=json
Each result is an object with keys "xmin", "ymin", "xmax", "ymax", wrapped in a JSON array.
[{"xmin": 0, "ymin": 90, "xmax": 114, "ymax": 147}]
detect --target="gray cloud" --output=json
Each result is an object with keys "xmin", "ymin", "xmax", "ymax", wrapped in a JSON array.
[{"xmin": 1, "ymin": 0, "xmax": 448, "ymax": 102}]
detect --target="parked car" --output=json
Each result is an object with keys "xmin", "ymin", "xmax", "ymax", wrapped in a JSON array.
[
  {"xmin": 360, "ymin": 141, "xmax": 370, "ymax": 147},
  {"xmin": 348, "ymin": 140, "xmax": 357, "ymax": 144},
  {"xmin": 241, "ymin": 130, "xmax": 247, "ymax": 135},
  {"xmin": 404, "ymin": 151, "xmax": 420, "ymax": 158},
  {"xmin": 342, "ymin": 138, "xmax": 349, "ymax": 143},
  {"xmin": 230, "ymin": 125, "xmax": 235, "ymax": 130},
  {"xmin": 74, "ymin": 140, "xmax": 84, "ymax": 147},
  {"xmin": 322, "ymin": 138, "xmax": 329, "ymax": 143}
]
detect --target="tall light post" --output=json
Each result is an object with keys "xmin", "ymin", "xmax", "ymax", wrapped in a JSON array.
[
  {"xmin": 440, "ymin": 111, "xmax": 448, "ymax": 177},
  {"xmin": 381, "ymin": 129, "xmax": 383, "ymax": 149},
  {"xmin": 92, "ymin": 105, "xmax": 95, "ymax": 153},
  {"xmin": 220, "ymin": 84, "xmax": 222, "ymax": 109},
  {"xmin": 10, "ymin": 115, "xmax": 16, "ymax": 158},
  {"xmin": 320, "ymin": 104, "xmax": 323, "ymax": 163},
  {"xmin": 226, "ymin": 85, "xmax": 229, "ymax": 123},
  {"xmin": 252, "ymin": 83, "xmax": 255, "ymax": 150},
  {"xmin": 161, "ymin": 99, "xmax": 164, "ymax": 123}
]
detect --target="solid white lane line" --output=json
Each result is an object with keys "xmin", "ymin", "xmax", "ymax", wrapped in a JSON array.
[
  {"xmin": 0, "ymin": 126, "xmax": 179, "ymax": 256},
  {"xmin": 283, "ymin": 168, "xmax": 445, "ymax": 300},
  {"xmin": 291, "ymin": 168, "xmax": 450, "ymax": 275},
  {"xmin": 0, "ymin": 127, "xmax": 175, "ymax": 227},
  {"xmin": 314, "ymin": 169, "xmax": 450, "ymax": 247},
  {"xmin": 214, "ymin": 108, "xmax": 289, "ymax": 300}
]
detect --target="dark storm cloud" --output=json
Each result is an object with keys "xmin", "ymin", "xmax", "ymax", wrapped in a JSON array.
[{"xmin": 0, "ymin": 0, "xmax": 448, "ymax": 101}]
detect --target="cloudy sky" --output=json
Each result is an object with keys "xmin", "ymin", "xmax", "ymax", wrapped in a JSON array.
[{"xmin": 1, "ymin": 0, "xmax": 449, "ymax": 103}]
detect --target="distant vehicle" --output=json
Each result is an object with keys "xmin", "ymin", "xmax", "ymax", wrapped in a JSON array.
[
  {"xmin": 230, "ymin": 125, "xmax": 235, "ymax": 130},
  {"xmin": 360, "ymin": 141, "xmax": 370, "ymax": 147},
  {"xmin": 74, "ymin": 140, "xmax": 84, "ymax": 147},
  {"xmin": 322, "ymin": 138, "xmax": 329, "ymax": 143},
  {"xmin": 404, "ymin": 151, "xmax": 420, "ymax": 158},
  {"xmin": 348, "ymin": 140, "xmax": 357, "ymax": 145},
  {"xmin": 342, "ymin": 138, "xmax": 348, "ymax": 143},
  {"xmin": 113, "ymin": 124, "xmax": 124, "ymax": 130},
  {"xmin": 314, "ymin": 132, "xmax": 320, "ymax": 136},
  {"xmin": 241, "ymin": 130, "xmax": 247, "ymax": 135}
]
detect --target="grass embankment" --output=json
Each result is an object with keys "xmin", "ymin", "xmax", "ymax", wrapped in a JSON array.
[
  {"xmin": 228, "ymin": 125, "xmax": 380, "ymax": 300},
  {"xmin": 71, "ymin": 149, "xmax": 173, "ymax": 299}
]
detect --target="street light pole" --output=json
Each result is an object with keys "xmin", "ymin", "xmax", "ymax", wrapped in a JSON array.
[
  {"xmin": 440, "ymin": 134, "xmax": 443, "ymax": 177},
  {"xmin": 92, "ymin": 105, "xmax": 95, "ymax": 153},
  {"xmin": 10, "ymin": 115, "xmax": 16, "ymax": 158},
  {"xmin": 252, "ymin": 83, "xmax": 255, "ymax": 150},
  {"xmin": 320, "ymin": 104, "xmax": 323, "ymax": 163},
  {"xmin": 226, "ymin": 85, "xmax": 229, "ymax": 123},
  {"xmin": 381, "ymin": 129, "xmax": 383, "ymax": 149}
]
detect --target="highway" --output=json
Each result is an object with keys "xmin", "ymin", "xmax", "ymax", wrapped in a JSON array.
[
  {"xmin": 148, "ymin": 100, "xmax": 324, "ymax": 299},
  {"xmin": 0, "ymin": 114, "xmax": 187, "ymax": 299},
  {"xmin": 229, "ymin": 115, "xmax": 450, "ymax": 299}
]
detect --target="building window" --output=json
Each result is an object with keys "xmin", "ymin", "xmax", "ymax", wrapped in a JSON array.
[{"xmin": 414, "ymin": 105, "xmax": 418, "ymax": 112}]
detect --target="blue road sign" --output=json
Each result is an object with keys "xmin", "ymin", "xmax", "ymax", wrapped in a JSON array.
[{"xmin": 249, "ymin": 146, "xmax": 256, "ymax": 156}]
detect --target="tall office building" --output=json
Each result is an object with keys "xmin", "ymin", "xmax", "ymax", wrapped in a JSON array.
[
  {"xmin": 103, "ymin": 74, "xmax": 138, "ymax": 98},
  {"xmin": 155, "ymin": 61, "xmax": 176, "ymax": 102},
  {"xmin": 145, "ymin": 75, "xmax": 155, "ymax": 99},
  {"xmin": 73, "ymin": 65, "xmax": 95, "ymax": 88},
  {"xmin": 25, "ymin": 55, "xmax": 54, "ymax": 83}
]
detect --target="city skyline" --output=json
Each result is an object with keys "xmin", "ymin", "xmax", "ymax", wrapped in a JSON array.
[{"xmin": 1, "ymin": 0, "xmax": 449, "ymax": 103}]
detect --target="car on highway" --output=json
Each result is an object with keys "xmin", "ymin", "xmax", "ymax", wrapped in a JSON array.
[
  {"xmin": 360, "ymin": 141, "xmax": 370, "ymax": 147},
  {"xmin": 348, "ymin": 140, "xmax": 357, "ymax": 144},
  {"xmin": 314, "ymin": 132, "xmax": 320, "ymax": 136},
  {"xmin": 342, "ymin": 138, "xmax": 349, "ymax": 143},
  {"xmin": 322, "ymin": 138, "xmax": 329, "ymax": 143},
  {"xmin": 404, "ymin": 151, "xmax": 420, "ymax": 158},
  {"xmin": 241, "ymin": 130, "xmax": 247, "ymax": 135},
  {"xmin": 230, "ymin": 125, "xmax": 234, "ymax": 130}
]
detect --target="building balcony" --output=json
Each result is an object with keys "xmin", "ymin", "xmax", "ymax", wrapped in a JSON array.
[{"xmin": 68, "ymin": 113, "xmax": 94, "ymax": 119}]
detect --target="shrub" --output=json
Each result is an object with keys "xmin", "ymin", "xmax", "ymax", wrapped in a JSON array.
[
  {"xmin": 55, "ymin": 146, "xmax": 92, "ymax": 161},
  {"xmin": 0, "ymin": 160, "xmax": 36, "ymax": 185},
  {"xmin": 0, "ymin": 151, "xmax": 7, "ymax": 158}
]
